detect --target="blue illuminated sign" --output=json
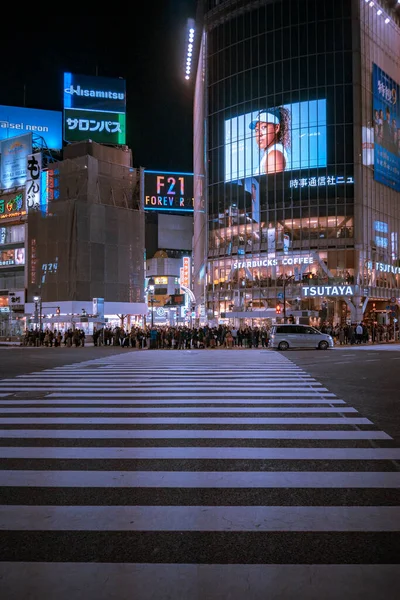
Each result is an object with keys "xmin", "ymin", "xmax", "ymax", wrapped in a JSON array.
[
  {"xmin": 374, "ymin": 220, "xmax": 388, "ymax": 233},
  {"xmin": 63, "ymin": 72, "xmax": 126, "ymax": 144},
  {"xmin": 225, "ymin": 100, "xmax": 327, "ymax": 182},
  {"xmin": 0, "ymin": 106, "xmax": 62, "ymax": 150},
  {"xmin": 372, "ymin": 64, "xmax": 400, "ymax": 192}
]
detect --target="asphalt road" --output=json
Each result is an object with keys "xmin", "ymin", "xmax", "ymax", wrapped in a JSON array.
[{"xmin": 287, "ymin": 347, "xmax": 400, "ymax": 444}]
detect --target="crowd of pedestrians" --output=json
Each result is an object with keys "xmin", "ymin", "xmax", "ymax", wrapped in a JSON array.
[
  {"xmin": 22, "ymin": 328, "xmax": 86, "ymax": 347},
  {"xmin": 21, "ymin": 321, "xmax": 398, "ymax": 349}
]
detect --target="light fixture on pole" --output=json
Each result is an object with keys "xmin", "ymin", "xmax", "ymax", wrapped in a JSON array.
[
  {"xmin": 33, "ymin": 294, "xmax": 42, "ymax": 331},
  {"xmin": 148, "ymin": 277, "xmax": 155, "ymax": 328}
]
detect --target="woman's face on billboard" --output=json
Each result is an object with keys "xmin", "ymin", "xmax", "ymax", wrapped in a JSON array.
[{"xmin": 255, "ymin": 121, "xmax": 279, "ymax": 150}]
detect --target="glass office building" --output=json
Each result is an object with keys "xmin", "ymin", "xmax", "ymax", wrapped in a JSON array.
[{"xmin": 193, "ymin": 0, "xmax": 400, "ymax": 326}]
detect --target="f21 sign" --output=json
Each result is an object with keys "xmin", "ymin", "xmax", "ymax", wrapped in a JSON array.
[{"xmin": 144, "ymin": 171, "xmax": 194, "ymax": 212}]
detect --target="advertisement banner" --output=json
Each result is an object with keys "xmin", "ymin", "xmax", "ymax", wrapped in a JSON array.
[
  {"xmin": 8, "ymin": 289, "xmax": 25, "ymax": 311},
  {"xmin": 63, "ymin": 108, "xmax": 126, "ymax": 144},
  {"xmin": 225, "ymin": 100, "xmax": 327, "ymax": 182},
  {"xmin": 181, "ymin": 256, "xmax": 191, "ymax": 289},
  {"xmin": 0, "ymin": 247, "xmax": 25, "ymax": 267},
  {"xmin": 0, "ymin": 133, "xmax": 32, "ymax": 189},
  {"xmin": 25, "ymin": 153, "xmax": 42, "ymax": 212},
  {"xmin": 0, "ymin": 192, "xmax": 25, "ymax": 220},
  {"xmin": 372, "ymin": 64, "xmax": 400, "ymax": 192},
  {"xmin": 63, "ymin": 72, "xmax": 126, "ymax": 144},
  {"xmin": 92, "ymin": 298, "xmax": 105, "ymax": 320},
  {"xmin": 144, "ymin": 171, "xmax": 194, "ymax": 212},
  {"xmin": 0, "ymin": 106, "xmax": 62, "ymax": 150}
]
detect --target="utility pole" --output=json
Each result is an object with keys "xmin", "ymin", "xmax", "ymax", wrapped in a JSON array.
[{"xmin": 282, "ymin": 275, "xmax": 295, "ymax": 323}]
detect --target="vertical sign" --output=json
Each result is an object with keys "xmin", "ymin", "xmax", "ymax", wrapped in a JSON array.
[
  {"xmin": 25, "ymin": 153, "xmax": 42, "ymax": 212},
  {"xmin": 372, "ymin": 64, "xmax": 400, "ymax": 192},
  {"xmin": 182, "ymin": 257, "xmax": 191, "ymax": 289}
]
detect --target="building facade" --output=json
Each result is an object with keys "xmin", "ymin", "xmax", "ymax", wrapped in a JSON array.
[
  {"xmin": 26, "ymin": 141, "xmax": 146, "ymax": 329},
  {"xmin": 193, "ymin": 0, "xmax": 400, "ymax": 326}
]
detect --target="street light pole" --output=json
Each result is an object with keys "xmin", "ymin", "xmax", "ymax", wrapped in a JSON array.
[
  {"xmin": 150, "ymin": 296, "xmax": 155, "ymax": 328},
  {"xmin": 147, "ymin": 277, "xmax": 155, "ymax": 329},
  {"xmin": 282, "ymin": 274, "xmax": 295, "ymax": 323},
  {"xmin": 33, "ymin": 295, "xmax": 42, "ymax": 332}
]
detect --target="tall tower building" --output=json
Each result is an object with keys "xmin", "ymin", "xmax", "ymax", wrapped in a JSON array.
[{"xmin": 193, "ymin": 0, "xmax": 400, "ymax": 326}]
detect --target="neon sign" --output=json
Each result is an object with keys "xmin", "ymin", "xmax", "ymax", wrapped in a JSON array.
[
  {"xmin": 0, "ymin": 193, "xmax": 26, "ymax": 220},
  {"xmin": 144, "ymin": 171, "xmax": 194, "ymax": 212},
  {"xmin": 302, "ymin": 285, "xmax": 354, "ymax": 297}
]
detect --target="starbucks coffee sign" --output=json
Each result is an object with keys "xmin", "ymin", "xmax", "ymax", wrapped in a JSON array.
[{"xmin": 302, "ymin": 285, "xmax": 354, "ymax": 297}]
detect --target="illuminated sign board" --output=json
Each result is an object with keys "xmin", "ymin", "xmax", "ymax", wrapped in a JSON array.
[
  {"xmin": 8, "ymin": 289, "xmax": 25, "ymax": 311},
  {"xmin": 0, "ymin": 247, "xmax": 25, "ymax": 267},
  {"xmin": 289, "ymin": 175, "xmax": 354, "ymax": 189},
  {"xmin": 63, "ymin": 72, "xmax": 126, "ymax": 144},
  {"xmin": 225, "ymin": 100, "xmax": 327, "ymax": 182},
  {"xmin": 25, "ymin": 153, "xmax": 42, "ymax": 212},
  {"xmin": 368, "ymin": 261, "xmax": 400, "ymax": 275},
  {"xmin": 144, "ymin": 171, "xmax": 194, "ymax": 212},
  {"xmin": 0, "ymin": 106, "xmax": 62, "ymax": 150},
  {"xmin": 372, "ymin": 64, "xmax": 400, "ymax": 192},
  {"xmin": 164, "ymin": 294, "xmax": 185, "ymax": 307},
  {"xmin": 302, "ymin": 285, "xmax": 354, "ymax": 297},
  {"xmin": 39, "ymin": 167, "xmax": 60, "ymax": 215},
  {"xmin": 0, "ymin": 192, "xmax": 26, "ymax": 220},
  {"xmin": 0, "ymin": 133, "xmax": 32, "ymax": 189},
  {"xmin": 233, "ymin": 255, "xmax": 314, "ymax": 269},
  {"xmin": 182, "ymin": 257, "xmax": 191, "ymax": 288}
]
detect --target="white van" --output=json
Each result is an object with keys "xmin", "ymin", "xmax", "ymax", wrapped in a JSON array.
[{"xmin": 269, "ymin": 324, "xmax": 333, "ymax": 350}]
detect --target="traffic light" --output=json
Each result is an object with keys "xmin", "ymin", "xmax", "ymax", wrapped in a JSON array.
[
  {"xmin": 276, "ymin": 303, "xmax": 282, "ymax": 315},
  {"xmin": 56, "ymin": 307, "xmax": 60, "ymax": 315}
]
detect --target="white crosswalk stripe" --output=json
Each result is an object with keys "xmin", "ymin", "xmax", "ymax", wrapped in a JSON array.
[{"xmin": 0, "ymin": 349, "xmax": 399, "ymax": 600}]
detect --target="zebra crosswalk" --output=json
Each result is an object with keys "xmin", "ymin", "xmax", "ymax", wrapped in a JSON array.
[{"xmin": 0, "ymin": 350, "xmax": 399, "ymax": 600}]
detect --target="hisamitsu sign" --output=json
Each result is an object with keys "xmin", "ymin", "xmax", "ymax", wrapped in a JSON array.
[{"xmin": 302, "ymin": 285, "xmax": 354, "ymax": 297}]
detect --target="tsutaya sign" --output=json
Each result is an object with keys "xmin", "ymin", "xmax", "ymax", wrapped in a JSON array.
[
  {"xmin": 302, "ymin": 285, "xmax": 354, "ymax": 297},
  {"xmin": 368, "ymin": 261, "xmax": 400, "ymax": 275},
  {"xmin": 233, "ymin": 255, "xmax": 314, "ymax": 269}
]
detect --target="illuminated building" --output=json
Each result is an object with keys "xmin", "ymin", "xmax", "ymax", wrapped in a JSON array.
[{"xmin": 192, "ymin": 0, "xmax": 400, "ymax": 326}]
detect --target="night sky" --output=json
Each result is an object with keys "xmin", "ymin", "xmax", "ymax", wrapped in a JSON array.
[{"xmin": 2, "ymin": 0, "xmax": 197, "ymax": 173}]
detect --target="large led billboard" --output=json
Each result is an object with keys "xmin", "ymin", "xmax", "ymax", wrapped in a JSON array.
[
  {"xmin": 0, "ymin": 105, "xmax": 62, "ymax": 150},
  {"xmin": 0, "ymin": 133, "xmax": 32, "ymax": 190},
  {"xmin": 225, "ymin": 100, "xmax": 327, "ymax": 182},
  {"xmin": 144, "ymin": 171, "xmax": 194, "ymax": 212},
  {"xmin": 372, "ymin": 64, "xmax": 400, "ymax": 192},
  {"xmin": 63, "ymin": 72, "xmax": 126, "ymax": 144}
]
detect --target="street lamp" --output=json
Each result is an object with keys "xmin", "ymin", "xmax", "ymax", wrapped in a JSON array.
[
  {"xmin": 33, "ymin": 295, "xmax": 42, "ymax": 331},
  {"xmin": 148, "ymin": 277, "xmax": 155, "ymax": 328},
  {"xmin": 282, "ymin": 274, "xmax": 295, "ymax": 323}
]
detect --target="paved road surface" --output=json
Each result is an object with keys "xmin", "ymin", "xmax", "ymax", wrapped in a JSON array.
[{"xmin": 0, "ymin": 349, "xmax": 399, "ymax": 599}]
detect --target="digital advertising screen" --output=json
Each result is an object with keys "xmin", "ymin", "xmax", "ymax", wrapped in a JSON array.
[
  {"xmin": 0, "ymin": 247, "xmax": 25, "ymax": 267},
  {"xmin": 0, "ymin": 106, "xmax": 62, "ymax": 150},
  {"xmin": 144, "ymin": 171, "xmax": 194, "ymax": 212},
  {"xmin": 372, "ymin": 63, "xmax": 400, "ymax": 192},
  {"xmin": 0, "ymin": 133, "xmax": 32, "ymax": 190},
  {"xmin": 225, "ymin": 100, "xmax": 327, "ymax": 182},
  {"xmin": 63, "ymin": 72, "xmax": 126, "ymax": 144}
]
